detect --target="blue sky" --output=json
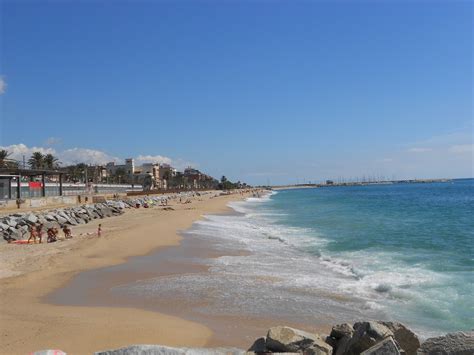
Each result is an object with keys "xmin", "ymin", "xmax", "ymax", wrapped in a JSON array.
[{"xmin": 0, "ymin": 0, "xmax": 472, "ymax": 184}]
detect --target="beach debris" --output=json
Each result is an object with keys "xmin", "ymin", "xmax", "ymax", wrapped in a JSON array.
[
  {"xmin": 417, "ymin": 331, "xmax": 474, "ymax": 355},
  {"xmin": 31, "ymin": 350, "xmax": 67, "ymax": 355}
]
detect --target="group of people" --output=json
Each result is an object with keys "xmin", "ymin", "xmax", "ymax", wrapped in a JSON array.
[{"xmin": 27, "ymin": 222, "xmax": 72, "ymax": 244}]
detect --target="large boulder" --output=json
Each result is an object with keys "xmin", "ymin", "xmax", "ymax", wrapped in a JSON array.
[
  {"xmin": 361, "ymin": 337, "xmax": 401, "ymax": 355},
  {"xmin": 25, "ymin": 213, "xmax": 38, "ymax": 225},
  {"xmin": 6, "ymin": 217, "xmax": 18, "ymax": 228},
  {"xmin": 248, "ymin": 337, "xmax": 267, "ymax": 353},
  {"xmin": 417, "ymin": 331, "xmax": 474, "ymax": 355},
  {"xmin": 266, "ymin": 326, "xmax": 331, "ymax": 353},
  {"xmin": 335, "ymin": 335, "xmax": 353, "ymax": 355},
  {"xmin": 342, "ymin": 322, "xmax": 394, "ymax": 355},
  {"xmin": 304, "ymin": 339, "xmax": 334, "ymax": 355},
  {"xmin": 381, "ymin": 322, "xmax": 420, "ymax": 355},
  {"xmin": 331, "ymin": 324, "xmax": 354, "ymax": 340}
]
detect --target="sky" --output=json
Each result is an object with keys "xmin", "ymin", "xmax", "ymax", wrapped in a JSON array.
[{"xmin": 0, "ymin": 0, "xmax": 472, "ymax": 185}]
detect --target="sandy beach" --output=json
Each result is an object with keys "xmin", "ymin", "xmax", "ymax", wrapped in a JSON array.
[{"xmin": 0, "ymin": 191, "xmax": 253, "ymax": 354}]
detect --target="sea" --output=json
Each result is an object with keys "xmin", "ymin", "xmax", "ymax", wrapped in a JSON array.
[{"xmin": 113, "ymin": 179, "xmax": 473, "ymax": 338}]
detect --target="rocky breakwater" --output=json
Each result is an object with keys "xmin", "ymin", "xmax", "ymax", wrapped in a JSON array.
[
  {"xmin": 246, "ymin": 322, "xmax": 473, "ymax": 355},
  {"xmin": 0, "ymin": 196, "xmax": 167, "ymax": 242},
  {"xmin": 88, "ymin": 321, "xmax": 474, "ymax": 355}
]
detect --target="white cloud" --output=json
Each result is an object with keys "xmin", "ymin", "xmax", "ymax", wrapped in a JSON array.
[
  {"xmin": 406, "ymin": 147, "xmax": 433, "ymax": 153},
  {"xmin": 0, "ymin": 76, "xmax": 6, "ymax": 95},
  {"xmin": 135, "ymin": 154, "xmax": 172, "ymax": 165},
  {"xmin": 60, "ymin": 148, "xmax": 120, "ymax": 165},
  {"xmin": 0, "ymin": 144, "xmax": 56, "ymax": 164},
  {"xmin": 0, "ymin": 143, "xmax": 189, "ymax": 170},
  {"xmin": 449, "ymin": 144, "xmax": 473, "ymax": 154}
]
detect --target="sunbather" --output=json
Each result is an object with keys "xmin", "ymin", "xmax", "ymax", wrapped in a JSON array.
[{"xmin": 27, "ymin": 226, "xmax": 37, "ymax": 244}]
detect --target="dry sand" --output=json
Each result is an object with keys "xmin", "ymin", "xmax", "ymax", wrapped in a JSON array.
[{"xmin": 0, "ymin": 191, "xmax": 252, "ymax": 354}]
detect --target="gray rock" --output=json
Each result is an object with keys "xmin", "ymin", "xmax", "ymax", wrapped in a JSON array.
[
  {"xmin": 0, "ymin": 222, "xmax": 10, "ymax": 230},
  {"xmin": 95, "ymin": 345, "xmax": 245, "ymax": 355},
  {"xmin": 44, "ymin": 214, "xmax": 57, "ymax": 222},
  {"xmin": 8, "ymin": 227, "xmax": 21, "ymax": 239},
  {"xmin": 361, "ymin": 337, "xmax": 401, "ymax": 355},
  {"xmin": 417, "ymin": 331, "xmax": 474, "ymax": 355},
  {"xmin": 6, "ymin": 218, "xmax": 18, "ymax": 227},
  {"xmin": 331, "ymin": 323, "xmax": 354, "ymax": 340},
  {"xmin": 55, "ymin": 215, "xmax": 68, "ymax": 225},
  {"xmin": 381, "ymin": 322, "xmax": 420, "ymax": 355},
  {"xmin": 248, "ymin": 337, "xmax": 267, "ymax": 353},
  {"xmin": 266, "ymin": 326, "xmax": 326, "ymax": 353},
  {"xmin": 344, "ymin": 322, "xmax": 394, "ymax": 355},
  {"xmin": 335, "ymin": 335, "xmax": 353, "ymax": 355},
  {"xmin": 303, "ymin": 339, "xmax": 333, "ymax": 355}
]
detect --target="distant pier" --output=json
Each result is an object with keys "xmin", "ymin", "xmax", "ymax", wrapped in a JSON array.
[{"xmin": 271, "ymin": 178, "xmax": 452, "ymax": 190}]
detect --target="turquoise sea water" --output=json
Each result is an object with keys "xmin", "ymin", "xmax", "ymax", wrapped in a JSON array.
[
  {"xmin": 114, "ymin": 179, "xmax": 473, "ymax": 337},
  {"xmin": 266, "ymin": 179, "xmax": 474, "ymax": 333}
]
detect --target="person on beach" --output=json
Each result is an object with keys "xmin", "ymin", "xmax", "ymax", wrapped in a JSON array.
[
  {"xmin": 47, "ymin": 227, "xmax": 58, "ymax": 243},
  {"xmin": 36, "ymin": 223, "xmax": 44, "ymax": 243},
  {"xmin": 27, "ymin": 225, "xmax": 37, "ymax": 244},
  {"xmin": 97, "ymin": 224, "xmax": 102, "ymax": 237},
  {"xmin": 62, "ymin": 225, "xmax": 72, "ymax": 239}
]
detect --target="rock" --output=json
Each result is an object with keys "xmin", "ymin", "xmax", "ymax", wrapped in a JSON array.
[
  {"xmin": 361, "ymin": 337, "xmax": 401, "ymax": 355},
  {"xmin": 94, "ymin": 345, "xmax": 246, "ymax": 355},
  {"xmin": 417, "ymin": 331, "xmax": 474, "ymax": 355},
  {"xmin": 6, "ymin": 218, "xmax": 18, "ymax": 227},
  {"xmin": 248, "ymin": 337, "xmax": 267, "ymax": 353},
  {"xmin": 381, "ymin": 322, "xmax": 420, "ymax": 355},
  {"xmin": 55, "ymin": 215, "xmax": 68, "ymax": 225},
  {"xmin": 344, "ymin": 322, "xmax": 394, "ymax": 355},
  {"xmin": 44, "ymin": 214, "xmax": 57, "ymax": 222},
  {"xmin": 8, "ymin": 227, "xmax": 21, "ymax": 240},
  {"xmin": 331, "ymin": 323, "xmax": 354, "ymax": 340},
  {"xmin": 304, "ymin": 338, "xmax": 333, "ymax": 355},
  {"xmin": 0, "ymin": 222, "xmax": 10, "ymax": 231},
  {"xmin": 325, "ymin": 336, "xmax": 338, "ymax": 350},
  {"xmin": 266, "ymin": 326, "xmax": 327, "ymax": 353},
  {"xmin": 335, "ymin": 335, "xmax": 353, "ymax": 355}
]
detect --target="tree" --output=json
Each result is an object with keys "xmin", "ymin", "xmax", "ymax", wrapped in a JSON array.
[
  {"xmin": 44, "ymin": 153, "xmax": 60, "ymax": 169},
  {"xmin": 114, "ymin": 167, "xmax": 127, "ymax": 184},
  {"xmin": 28, "ymin": 152, "xmax": 45, "ymax": 169},
  {"xmin": 0, "ymin": 149, "xmax": 19, "ymax": 169}
]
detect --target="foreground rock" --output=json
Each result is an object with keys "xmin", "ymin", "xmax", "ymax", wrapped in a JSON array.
[
  {"xmin": 417, "ymin": 331, "xmax": 474, "ymax": 355},
  {"xmin": 265, "ymin": 326, "xmax": 332, "ymax": 355},
  {"xmin": 32, "ymin": 321, "xmax": 472, "ymax": 354},
  {"xmin": 360, "ymin": 337, "xmax": 401, "ymax": 355},
  {"xmin": 95, "ymin": 345, "xmax": 245, "ymax": 355},
  {"xmin": 381, "ymin": 322, "xmax": 420, "ymax": 355}
]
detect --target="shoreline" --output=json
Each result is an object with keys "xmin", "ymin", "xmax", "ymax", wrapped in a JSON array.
[
  {"xmin": 0, "ymin": 190, "xmax": 254, "ymax": 354},
  {"xmin": 48, "ymin": 202, "xmax": 332, "ymax": 348}
]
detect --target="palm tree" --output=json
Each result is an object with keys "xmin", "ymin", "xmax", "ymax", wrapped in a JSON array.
[
  {"xmin": 0, "ymin": 150, "xmax": 18, "ymax": 169},
  {"xmin": 44, "ymin": 153, "xmax": 60, "ymax": 169},
  {"xmin": 28, "ymin": 152, "xmax": 45, "ymax": 169}
]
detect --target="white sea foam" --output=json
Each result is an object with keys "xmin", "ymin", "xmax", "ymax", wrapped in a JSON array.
[{"xmin": 115, "ymin": 192, "xmax": 465, "ymax": 337}]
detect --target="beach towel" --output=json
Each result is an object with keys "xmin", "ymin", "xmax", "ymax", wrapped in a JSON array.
[{"xmin": 31, "ymin": 350, "xmax": 66, "ymax": 355}]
